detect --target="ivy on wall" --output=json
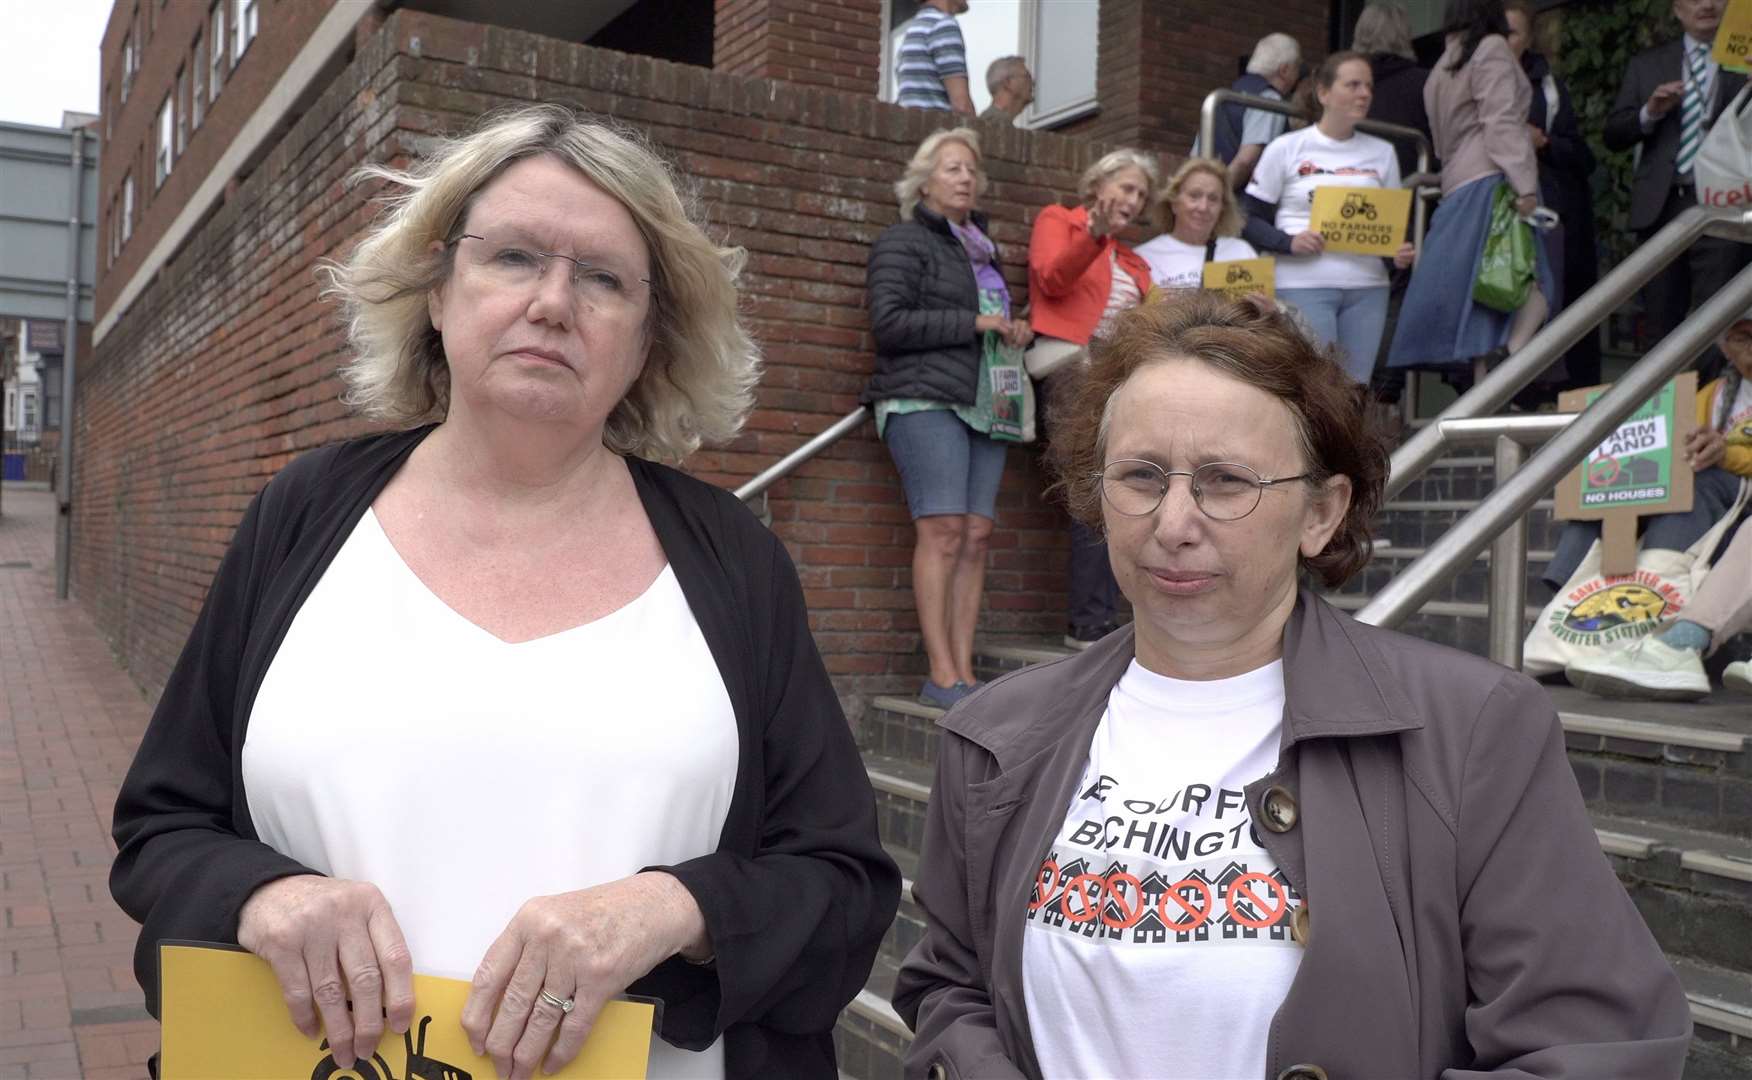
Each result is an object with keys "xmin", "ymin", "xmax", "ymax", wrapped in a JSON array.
[{"xmin": 1551, "ymin": 0, "xmax": 1680, "ymax": 263}]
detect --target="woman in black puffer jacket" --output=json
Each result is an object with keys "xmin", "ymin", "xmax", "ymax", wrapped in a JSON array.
[{"xmin": 863, "ymin": 127, "xmax": 1032, "ymax": 710}]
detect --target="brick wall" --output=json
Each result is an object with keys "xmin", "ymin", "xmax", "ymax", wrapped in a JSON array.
[
  {"xmin": 98, "ymin": 0, "xmax": 347, "ymax": 318},
  {"xmin": 1060, "ymin": 0, "xmax": 1330, "ymax": 157},
  {"xmin": 714, "ymin": 0, "xmax": 881, "ymax": 95},
  {"xmin": 75, "ymin": 9, "xmax": 1099, "ymax": 709}
]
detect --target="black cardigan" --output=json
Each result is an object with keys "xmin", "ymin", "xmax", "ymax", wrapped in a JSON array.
[
  {"xmin": 109, "ymin": 426, "xmax": 900, "ymax": 1078},
  {"xmin": 860, "ymin": 205, "xmax": 986, "ymax": 407}
]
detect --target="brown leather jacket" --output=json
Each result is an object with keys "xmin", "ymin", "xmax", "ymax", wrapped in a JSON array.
[{"xmin": 892, "ymin": 589, "xmax": 1690, "ymax": 1079}]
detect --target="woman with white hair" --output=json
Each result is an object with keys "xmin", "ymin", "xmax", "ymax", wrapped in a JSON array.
[
  {"xmin": 1028, "ymin": 147, "xmax": 1158, "ymax": 648},
  {"xmin": 110, "ymin": 104, "xmax": 899, "ymax": 1080},
  {"xmin": 863, "ymin": 127, "xmax": 1031, "ymax": 709}
]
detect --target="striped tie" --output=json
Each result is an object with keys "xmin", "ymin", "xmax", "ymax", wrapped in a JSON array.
[{"xmin": 1675, "ymin": 44, "xmax": 1709, "ymax": 177}]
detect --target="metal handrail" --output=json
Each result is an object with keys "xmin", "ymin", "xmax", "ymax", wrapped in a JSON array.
[
  {"xmin": 1357, "ymin": 260, "xmax": 1752, "ymax": 633},
  {"xmin": 1435, "ymin": 413, "xmax": 1578, "ymax": 668},
  {"xmin": 735, "ymin": 405, "xmax": 870, "ymax": 503},
  {"xmin": 1385, "ymin": 206, "xmax": 1752, "ymax": 502},
  {"xmin": 1197, "ymin": 90, "xmax": 1434, "ymax": 254}
]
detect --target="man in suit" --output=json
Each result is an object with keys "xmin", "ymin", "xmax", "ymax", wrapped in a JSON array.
[{"xmin": 1606, "ymin": 0, "xmax": 1748, "ymax": 381}]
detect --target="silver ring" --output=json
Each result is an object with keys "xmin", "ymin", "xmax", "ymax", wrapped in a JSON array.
[{"xmin": 538, "ymin": 988, "xmax": 576, "ymax": 1014}]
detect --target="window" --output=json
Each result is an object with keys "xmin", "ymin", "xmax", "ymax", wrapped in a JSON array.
[
  {"xmin": 120, "ymin": 30, "xmax": 134, "ymax": 102},
  {"xmin": 104, "ymin": 83, "xmax": 113, "ymax": 140},
  {"xmin": 878, "ymin": 0, "xmax": 1097, "ymax": 126},
  {"xmin": 122, "ymin": 174, "xmax": 134, "ymax": 243},
  {"xmin": 156, "ymin": 94, "xmax": 174, "ymax": 187},
  {"xmin": 192, "ymin": 32, "xmax": 205, "ymax": 127},
  {"xmin": 175, "ymin": 66, "xmax": 188, "ymax": 154},
  {"xmin": 209, "ymin": 1, "xmax": 226, "ymax": 102},
  {"xmin": 232, "ymin": 0, "xmax": 257, "ymax": 65},
  {"xmin": 20, "ymin": 390, "xmax": 38, "ymax": 438}
]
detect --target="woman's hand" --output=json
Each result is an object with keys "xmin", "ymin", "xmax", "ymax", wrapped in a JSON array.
[
  {"xmin": 461, "ymin": 872, "xmax": 709, "ymax": 1080},
  {"xmin": 1393, "ymin": 242, "xmax": 1416, "ymax": 269},
  {"xmin": 1290, "ymin": 231, "xmax": 1326, "ymax": 256},
  {"xmin": 1528, "ymin": 123, "xmax": 1550, "ymax": 152},
  {"xmin": 1515, "ymin": 193, "xmax": 1539, "ymax": 217},
  {"xmin": 1088, "ymin": 194, "xmax": 1130, "ymax": 239},
  {"xmin": 974, "ymin": 313, "xmax": 1012, "ymax": 336},
  {"xmin": 236, "ymin": 874, "xmax": 415, "ymax": 1071},
  {"xmin": 1687, "ymin": 428, "xmax": 1727, "ymax": 472},
  {"xmin": 1004, "ymin": 318, "xmax": 1034, "ymax": 350}
]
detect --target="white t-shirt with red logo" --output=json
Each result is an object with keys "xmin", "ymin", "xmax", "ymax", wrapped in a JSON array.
[
  {"xmin": 1246, "ymin": 126, "xmax": 1402, "ymax": 291},
  {"xmin": 1021, "ymin": 658, "xmax": 1302, "ymax": 1080}
]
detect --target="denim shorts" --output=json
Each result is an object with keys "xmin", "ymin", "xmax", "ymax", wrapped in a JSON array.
[{"xmin": 883, "ymin": 408, "xmax": 1008, "ymax": 520}]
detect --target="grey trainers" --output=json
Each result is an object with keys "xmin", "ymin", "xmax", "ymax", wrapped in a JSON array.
[
  {"xmin": 1725, "ymin": 660, "xmax": 1751, "ymax": 697},
  {"xmin": 1564, "ymin": 637, "xmax": 1711, "ymax": 702}
]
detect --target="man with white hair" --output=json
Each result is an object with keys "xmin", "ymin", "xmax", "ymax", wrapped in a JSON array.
[
  {"xmin": 980, "ymin": 56, "xmax": 1034, "ymax": 125},
  {"xmin": 1199, "ymin": 32, "xmax": 1308, "ymax": 190}
]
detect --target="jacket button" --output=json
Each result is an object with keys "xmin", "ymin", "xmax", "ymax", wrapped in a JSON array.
[
  {"xmin": 1277, "ymin": 1066, "xmax": 1328, "ymax": 1080},
  {"xmin": 1261, "ymin": 786, "xmax": 1298, "ymax": 832},
  {"xmin": 928, "ymin": 1064, "xmax": 948, "ymax": 1080},
  {"xmin": 1290, "ymin": 903, "xmax": 1310, "ymax": 946}
]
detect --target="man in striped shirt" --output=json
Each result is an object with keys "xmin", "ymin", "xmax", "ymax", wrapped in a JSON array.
[{"xmin": 895, "ymin": 0, "xmax": 976, "ymax": 115}]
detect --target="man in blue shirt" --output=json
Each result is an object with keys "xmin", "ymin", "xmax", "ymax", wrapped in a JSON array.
[{"xmin": 895, "ymin": 0, "xmax": 976, "ymax": 115}]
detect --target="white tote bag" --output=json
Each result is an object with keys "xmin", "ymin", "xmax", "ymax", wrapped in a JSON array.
[
  {"xmin": 1522, "ymin": 481, "xmax": 1752, "ymax": 676},
  {"xmin": 1023, "ymin": 337, "xmax": 1084, "ymax": 380},
  {"xmin": 1696, "ymin": 83, "xmax": 1752, "ymax": 210}
]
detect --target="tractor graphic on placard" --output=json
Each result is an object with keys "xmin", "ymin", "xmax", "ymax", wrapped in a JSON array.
[
  {"xmin": 310, "ymin": 1016, "xmax": 472, "ymax": 1080},
  {"xmin": 1225, "ymin": 265, "xmax": 1254, "ymax": 285},
  {"xmin": 1340, "ymin": 192, "xmax": 1378, "ymax": 220}
]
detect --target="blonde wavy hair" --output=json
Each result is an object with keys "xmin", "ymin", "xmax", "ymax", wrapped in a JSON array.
[
  {"xmin": 894, "ymin": 128, "xmax": 986, "ymax": 220},
  {"xmin": 319, "ymin": 104, "xmax": 759, "ymax": 463},
  {"xmin": 1156, "ymin": 158, "xmax": 1245, "ymax": 239},
  {"xmin": 1079, "ymin": 147, "xmax": 1161, "ymax": 226}
]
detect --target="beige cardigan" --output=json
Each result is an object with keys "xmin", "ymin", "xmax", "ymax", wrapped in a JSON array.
[{"xmin": 1424, "ymin": 33, "xmax": 1539, "ymax": 198}]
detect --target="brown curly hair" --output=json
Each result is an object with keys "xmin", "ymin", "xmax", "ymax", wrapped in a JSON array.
[{"xmin": 1045, "ymin": 292, "xmax": 1388, "ymax": 588}]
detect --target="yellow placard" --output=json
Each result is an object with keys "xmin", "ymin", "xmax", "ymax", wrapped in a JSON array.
[
  {"xmin": 1715, "ymin": 0, "xmax": 1752, "ymax": 72},
  {"xmin": 160, "ymin": 943, "xmax": 654, "ymax": 1080},
  {"xmin": 1201, "ymin": 257, "xmax": 1275, "ymax": 300},
  {"xmin": 1308, "ymin": 186, "xmax": 1412, "ymax": 256}
]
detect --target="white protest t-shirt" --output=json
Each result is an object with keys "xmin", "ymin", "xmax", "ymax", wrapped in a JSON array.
[
  {"xmin": 1135, "ymin": 234, "xmax": 1261, "ymax": 291},
  {"xmin": 1022, "ymin": 659, "xmax": 1301, "ymax": 1080},
  {"xmin": 1245, "ymin": 126, "xmax": 1401, "ymax": 291}
]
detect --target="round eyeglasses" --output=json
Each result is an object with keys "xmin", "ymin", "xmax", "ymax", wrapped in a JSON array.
[
  {"xmin": 447, "ymin": 234, "xmax": 652, "ymax": 313},
  {"xmin": 1095, "ymin": 459, "xmax": 1312, "ymax": 521}
]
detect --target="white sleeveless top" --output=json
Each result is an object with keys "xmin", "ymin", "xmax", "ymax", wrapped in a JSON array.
[{"xmin": 244, "ymin": 509, "xmax": 737, "ymax": 1079}]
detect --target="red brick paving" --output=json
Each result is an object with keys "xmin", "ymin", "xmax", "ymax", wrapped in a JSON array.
[{"xmin": 1, "ymin": 486, "xmax": 154, "ymax": 1080}]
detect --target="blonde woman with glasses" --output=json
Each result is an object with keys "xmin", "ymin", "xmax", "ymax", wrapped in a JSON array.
[{"xmin": 110, "ymin": 105, "xmax": 898, "ymax": 1080}]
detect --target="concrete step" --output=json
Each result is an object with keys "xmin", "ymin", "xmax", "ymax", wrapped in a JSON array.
[
  {"xmin": 1673, "ymin": 956, "xmax": 1752, "ymax": 1076},
  {"xmin": 1557, "ymin": 686, "xmax": 1752, "ymax": 840}
]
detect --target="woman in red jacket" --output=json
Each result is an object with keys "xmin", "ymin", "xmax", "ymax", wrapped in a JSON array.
[{"xmin": 1027, "ymin": 148, "xmax": 1158, "ymax": 647}]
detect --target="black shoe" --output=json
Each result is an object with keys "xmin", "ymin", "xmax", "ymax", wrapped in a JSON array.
[{"xmin": 1063, "ymin": 622, "xmax": 1118, "ymax": 650}]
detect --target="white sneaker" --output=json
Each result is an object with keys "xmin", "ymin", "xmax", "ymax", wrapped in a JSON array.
[
  {"xmin": 1564, "ymin": 636, "xmax": 1711, "ymax": 702},
  {"xmin": 1725, "ymin": 660, "xmax": 1752, "ymax": 697}
]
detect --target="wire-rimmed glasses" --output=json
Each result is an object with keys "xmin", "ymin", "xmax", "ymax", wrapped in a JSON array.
[
  {"xmin": 446, "ymin": 234, "xmax": 652, "ymax": 313},
  {"xmin": 1095, "ymin": 459, "xmax": 1312, "ymax": 521}
]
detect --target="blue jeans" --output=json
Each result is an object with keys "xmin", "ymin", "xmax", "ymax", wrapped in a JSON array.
[
  {"xmin": 1541, "ymin": 467, "xmax": 1747, "ymax": 589},
  {"xmin": 1279, "ymin": 286, "xmax": 1391, "ymax": 385}
]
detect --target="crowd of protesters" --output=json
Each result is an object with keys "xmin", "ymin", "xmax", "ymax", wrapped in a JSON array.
[{"xmin": 879, "ymin": 0, "xmax": 1750, "ymax": 707}]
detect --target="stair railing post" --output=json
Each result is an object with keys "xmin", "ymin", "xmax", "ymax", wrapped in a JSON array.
[{"xmin": 1487, "ymin": 434, "xmax": 1528, "ymax": 669}]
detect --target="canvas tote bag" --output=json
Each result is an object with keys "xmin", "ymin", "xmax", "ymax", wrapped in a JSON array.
[
  {"xmin": 1696, "ymin": 83, "xmax": 1752, "ymax": 211},
  {"xmin": 1523, "ymin": 480, "xmax": 1752, "ymax": 676}
]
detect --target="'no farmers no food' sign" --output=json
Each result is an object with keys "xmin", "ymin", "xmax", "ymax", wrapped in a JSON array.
[{"xmin": 1556, "ymin": 373, "xmax": 1698, "ymax": 575}]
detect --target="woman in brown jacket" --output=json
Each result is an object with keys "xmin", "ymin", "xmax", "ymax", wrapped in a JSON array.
[{"xmin": 892, "ymin": 293, "xmax": 1690, "ymax": 1079}]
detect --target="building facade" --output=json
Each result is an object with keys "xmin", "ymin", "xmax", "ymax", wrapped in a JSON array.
[{"xmin": 87, "ymin": 0, "xmax": 1331, "ymax": 704}]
